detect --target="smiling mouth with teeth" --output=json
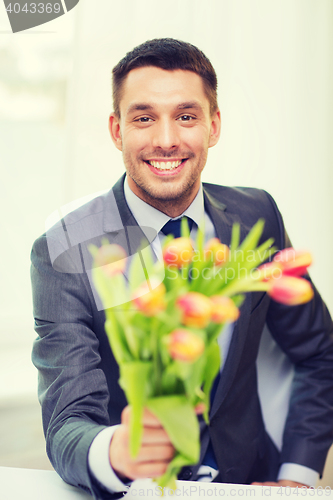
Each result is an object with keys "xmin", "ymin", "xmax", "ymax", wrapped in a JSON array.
[{"xmin": 146, "ymin": 160, "xmax": 186, "ymax": 170}]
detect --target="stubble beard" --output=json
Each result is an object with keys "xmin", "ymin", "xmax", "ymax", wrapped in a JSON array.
[{"xmin": 123, "ymin": 150, "xmax": 208, "ymax": 212}]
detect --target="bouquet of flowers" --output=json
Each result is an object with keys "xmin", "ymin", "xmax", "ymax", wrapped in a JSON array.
[{"xmin": 90, "ymin": 219, "xmax": 313, "ymax": 489}]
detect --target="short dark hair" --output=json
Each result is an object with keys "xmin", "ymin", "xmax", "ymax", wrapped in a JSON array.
[{"xmin": 112, "ymin": 38, "xmax": 218, "ymax": 117}]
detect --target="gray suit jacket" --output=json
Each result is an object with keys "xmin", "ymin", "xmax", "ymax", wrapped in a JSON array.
[{"xmin": 31, "ymin": 174, "xmax": 333, "ymax": 499}]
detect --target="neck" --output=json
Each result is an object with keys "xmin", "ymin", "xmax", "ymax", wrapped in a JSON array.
[{"xmin": 127, "ymin": 177, "xmax": 200, "ymax": 218}]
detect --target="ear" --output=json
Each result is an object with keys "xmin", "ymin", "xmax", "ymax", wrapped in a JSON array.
[
  {"xmin": 108, "ymin": 113, "xmax": 122, "ymax": 151},
  {"xmin": 208, "ymin": 109, "xmax": 221, "ymax": 148}
]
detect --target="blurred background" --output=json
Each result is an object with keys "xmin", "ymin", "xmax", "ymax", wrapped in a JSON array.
[{"xmin": 0, "ymin": 0, "xmax": 332, "ymax": 487}]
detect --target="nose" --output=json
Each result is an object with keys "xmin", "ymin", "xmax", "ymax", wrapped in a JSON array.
[{"xmin": 151, "ymin": 117, "xmax": 180, "ymax": 150}]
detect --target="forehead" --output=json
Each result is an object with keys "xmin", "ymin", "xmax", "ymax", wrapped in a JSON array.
[{"xmin": 120, "ymin": 66, "xmax": 209, "ymax": 114}]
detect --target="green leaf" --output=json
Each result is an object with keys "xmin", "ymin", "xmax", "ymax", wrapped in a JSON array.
[
  {"xmin": 154, "ymin": 451, "xmax": 195, "ymax": 490},
  {"xmin": 164, "ymin": 264, "xmax": 182, "ymax": 293},
  {"xmin": 119, "ymin": 361, "xmax": 152, "ymax": 458},
  {"xmin": 238, "ymin": 218, "xmax": 265, "ymax": 253},
  {"xmin": 232, "ymin": 294, "xmax": 245, "ymax": 308},
  {"xmin": 206, "ymin": 321, "xmax": 223, "ymax": 344},
  {"xmin": 180, "ymin": 217, "xmax": 191, "ymax": 238},
  {"xmin": 92, "ymin": 265, "xmax": 130, "ymax": 310},
  {"xmin": 230, "ymin": 223, "xmax": 240, "ymax": 251},
  {"xmin": 189, "ymin": 224, "xmax": 206, "ymax": 290},
  {"xmin": 172, "ymin": 360, "xmax": 192, "ymax": 381},
  {"xmin": 161, "ymin": 366, "xmax": 178, "ymax": 394},
  {"xmin": 146, "ymin": 395, "xmax": 200, "ymax": 462},
  {"xmin": 183, "ymin": 354, "xmax": 206, "ymax": 403},
  {"xmin": 91, "ymin": 266, "xmax": 113, "ymax": 305},
  {"xmin": 128, "ymin": 251, "xmax": 147, "ymax": 294},
  {"xmin": 117, "ymin": 313, "xmax": 141, "ymax": 359},
  {"xmin": 87, "ymin": 243, "xmax": 98, "ymax": 258},
  {"xmin": 104, "ymin": 311, "xmax": 132, "ymax": 364}
]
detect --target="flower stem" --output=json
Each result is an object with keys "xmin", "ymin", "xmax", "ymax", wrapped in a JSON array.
[{"xmin": 151, "ymin": 317, "xmax": 162, "ymax": 395}]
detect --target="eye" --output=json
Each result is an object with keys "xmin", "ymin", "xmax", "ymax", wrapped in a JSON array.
[
  {"xmin": 135, "ymin": 117, "xmax": 153, "ymax": 123},
  {"xmin": 178, "ymin": 115, "xmax": 195, "ymax": 122}
]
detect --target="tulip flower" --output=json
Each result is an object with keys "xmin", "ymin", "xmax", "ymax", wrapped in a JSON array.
[
  {"xmin": 163, "ymin": 237, "xmax": 194, "ymax": 268},
  {"xmin": 94, "ymin": 243, "xmax": 127, "ymax": 277},
  {"xmin": 166, "ymin": 328, "xmax": 205, "ymax": 362},
  {"xmin": 273, "ymin": 248, "xmax": 312, "ymax": 277},
  {"xmin": 132, "ymin": 280, "xmax": 166, "ymax": 316},
  {"xmin": 177, "ymin": 292, "xmax": 212, "ymax": 328},
  {"xmin": 267, "ymin": 276, "xmax": 314, "ymax": 306},
  {"xmin": 256, "ymin": 261, "xmax": 283, "ymax": 282},
  {"xmin": 204, "ymin": 238, "xmax": 229, "ymax": 266},
  {"xmin": 210, "ymin": 295, "xmax": 240, "ymax": 323}
]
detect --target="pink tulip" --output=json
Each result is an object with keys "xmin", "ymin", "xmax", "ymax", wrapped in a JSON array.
[
  {"xmin": 177, "ymin": 292, "xmax": 212, "ymax": 328},
  {"xmin": 273, "ymin": 248, "xmax": 312, "ymax": 277},
  {"xmin": 95, "ymin": 243, "xmax": 127, "ymax": 276},
  {"xmin": 204, "ymin": 238, "xmax": 229, "ymax": 266},
  {"xmin": 167, "ymin": 328, "xmax": 205, "ymax": 362},
  {"xmin": 163, "ymin": 237, "xmax": 194, "ymax": 268},
  {"xmin": 256, "ymin": 261, "xmax": 283, "ymax": 282},
  {"xmin": 267, "ymin": 276, "xmax": 314, "ymax": 306},
  {"xmin": 210, "ymin": 295, "xmax": 240, "ymax": 323},
  {"xmin": 132, "ymin": 280, "xmax": 166, "ymax": 316}
]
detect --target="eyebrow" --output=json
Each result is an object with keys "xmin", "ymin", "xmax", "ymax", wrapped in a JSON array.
[
  {"xmin": 176, "ymin": 101, "xmax": 204, "ymax": 111},
  {"xmin": 126, "ymin": 103, "xmax": 154, "ymax": 114},
  {"xmin": 126, "ymin": 101, "xmax": 204, "ymax": 115}
]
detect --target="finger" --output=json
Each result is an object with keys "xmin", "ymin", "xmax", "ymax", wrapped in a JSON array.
[
  {"xmin": 134, "ymin": 443, "xmax": 175, "ymax": 464},
  {"xmin": 121, "ymin": 405, "xmax": 131, "ymax": 425},
  {"xmin": 124, "ymin": 459, "xmax": 172, "ymax": 480},
  {"xmin": 121, "ymin": 406, "xmax": 163, "ymax": 428},
  {"xmin": 141, "ymin": 427, "xmax": 173, "ymax": 445},
  {"xmin": 251, "ymin": 482, "xmax": 279, "ymax": 486},
  {"xmin": 141, "ymin": 408, "xmax": 164, "ymax": 427},
  {"xmin": 194, "ymin": 402, "xmax": 206, "ymax": 414}
]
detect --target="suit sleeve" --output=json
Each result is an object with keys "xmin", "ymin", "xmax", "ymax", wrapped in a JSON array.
[
  {"xmin": 264, "ymin": 192, "xmax": 333, "ymax": 475},
  {"xmin": 31, "ymin": 234, "xmax": 126, "ymax": 499}
]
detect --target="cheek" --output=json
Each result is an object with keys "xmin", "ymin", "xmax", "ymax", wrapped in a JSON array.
[
  {"xmin": 182, "ymin": 125, "xmax": 211, "ymax": 147},
  {"xmin": 123, "ymin": 129, "xmax": 151, "ymax": 154}
]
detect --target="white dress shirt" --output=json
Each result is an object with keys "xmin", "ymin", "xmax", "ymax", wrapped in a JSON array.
[{"xmin": 88, "ymin": 176, "xmax": 318, "ymax": 492}]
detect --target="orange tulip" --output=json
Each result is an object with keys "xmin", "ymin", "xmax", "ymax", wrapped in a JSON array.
[
  {"xmin": 163, "ymin": 237, "xmax": 194, "ymax": 268},
  {"xmin": 95, "ymin": 243, "xmax": 127, "ymax": 277},
  {"xmin": 132, "ymin": 280, "xmax": 166, "ymax": 316},
  {"xmin": 177, "ymin": 292, "xmax": 212, "ymax": 328},
  {"xmin": 267, "ymin": 276, "xmax": 314, "ymax": 306},
  {"xmin": 204, "ymin": 238, "xmax": 229, "ymax": 266},
  {"xmin": 166, "ymin": 328, "xmax": 205, "ymax": 362},
  {"xmin": 210, "ymin": 295, "xmax": 240, "ymax": 323},
  {"xmin": 273, "ymin": 248, "xmax": 312, "ymax": 277}
]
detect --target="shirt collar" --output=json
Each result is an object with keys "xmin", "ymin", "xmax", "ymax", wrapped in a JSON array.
[{"xmin": 123, "ymin": 175, "xmax": 205, "ymax": 236}]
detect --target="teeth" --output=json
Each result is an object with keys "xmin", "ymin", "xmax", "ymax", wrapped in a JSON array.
[{"xmin": 149, "ymin": 160, "xmax": 183, "ymax": 170}]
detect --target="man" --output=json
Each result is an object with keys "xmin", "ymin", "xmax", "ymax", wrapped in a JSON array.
[{"xmin": 31, "ymin": 39, "xmax": 333, "ymax": 499}]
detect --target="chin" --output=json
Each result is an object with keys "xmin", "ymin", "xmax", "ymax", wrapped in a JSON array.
[{"xmin": 144, "ymin": 181, "xmax": 194, "ymax": 202}]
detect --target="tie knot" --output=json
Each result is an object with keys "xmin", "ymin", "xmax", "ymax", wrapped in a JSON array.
[{"xmin": 161, "ymin": 216, "xmax": 194, "ymax": 239}]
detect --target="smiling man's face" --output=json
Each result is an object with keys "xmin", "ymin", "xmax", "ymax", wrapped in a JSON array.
[{"xmin": 109, "ymin": 66, "xmax": 221, "ymax": 217}]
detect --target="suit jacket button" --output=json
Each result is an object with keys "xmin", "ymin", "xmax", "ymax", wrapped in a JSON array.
[{"xmin": 179, "ymin": 468, "xmax": 193, "ymax": 480}]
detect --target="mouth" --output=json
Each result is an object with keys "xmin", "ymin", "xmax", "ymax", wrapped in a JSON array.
[{"xmin": 144, "ymin": 159, "xmax": 188, "ymax": 175}]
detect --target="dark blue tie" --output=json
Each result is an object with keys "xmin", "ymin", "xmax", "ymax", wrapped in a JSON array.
[
  {"xmin": 161, "ymin": 216, "xmax": 194, "ymax": 238},
  {"xmin": 201, "ymin": 373, "xmax": 220, "ymax": 472}
]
